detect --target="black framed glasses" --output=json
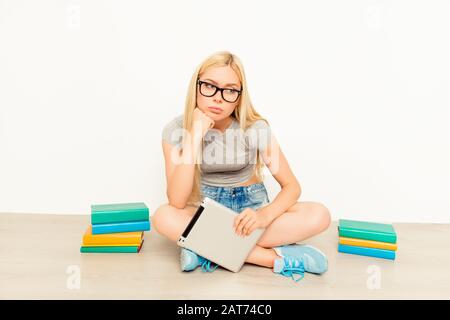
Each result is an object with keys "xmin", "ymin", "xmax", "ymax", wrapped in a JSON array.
[{"xmin": 197, "ymin": 80, "xmax": 242, "ymax": 103}]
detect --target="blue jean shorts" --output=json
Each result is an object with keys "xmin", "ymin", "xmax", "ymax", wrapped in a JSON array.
[{"xmin": 200, "ymin": 182, "xmax": 270, "ymax": 213}]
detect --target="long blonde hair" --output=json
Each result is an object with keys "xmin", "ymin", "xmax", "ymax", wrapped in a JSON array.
[{"xmin": 183, "ymin": 51, "xmax": 268, "ymax": 206}]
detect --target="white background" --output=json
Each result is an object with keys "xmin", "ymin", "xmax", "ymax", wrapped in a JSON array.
[{"xmin": 1, "ymin": 0, "xmax": 449, "ymax": 223}]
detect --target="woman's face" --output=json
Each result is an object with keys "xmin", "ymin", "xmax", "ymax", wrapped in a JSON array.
[{"xmin": 196, "ymin": 66, "xmax": 242, "ymax": 121}]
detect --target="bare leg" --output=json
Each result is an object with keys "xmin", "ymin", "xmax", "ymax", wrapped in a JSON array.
[
  {"xmin": 245, "ymin": 246, "xmax": 280, "ymax": 268},
  {"xmin": 152, "ymin": 201, "xmax": 331, "ymax": 270},
  {"xmin": 152, "ymin": 203, "xmax": 281, "ymax": 269},
  {"xmin": 245, "ymin": 201, "xmax": 331, "ymax": 268},
  {"xmin": 151, "ymin": 203, "xmax": 198, "ymax": 242}
]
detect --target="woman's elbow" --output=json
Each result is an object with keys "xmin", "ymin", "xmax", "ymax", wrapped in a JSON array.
[
  {"xmin": 167, "ymin": 193, "xmax": 188, "ymax": 210},
  {"xmin": 169, "ymin": 202, "xmax": 186, "ymax": 210}
]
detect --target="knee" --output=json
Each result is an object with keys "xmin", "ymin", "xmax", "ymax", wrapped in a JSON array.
[
  {"xmin": 311, "ymin": 202, "xmax": 331, "ymax": 233},
  {"xmin": 151, "ymin": 204, "xmax": 172, "ymax": 235}
]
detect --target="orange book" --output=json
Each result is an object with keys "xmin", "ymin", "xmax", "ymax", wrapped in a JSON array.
[
  {"xmin": 82, "ymin": 225, "xmax": 143, "ymax": 246},
  {"xmin": 339, "ymin": 236, "xmax": 398, "ymax": 251}
]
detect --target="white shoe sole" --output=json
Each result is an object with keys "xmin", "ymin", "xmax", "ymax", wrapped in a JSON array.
[{"xmin": 274, "ymin": 244, "xmax": 326, "ymax": 259}]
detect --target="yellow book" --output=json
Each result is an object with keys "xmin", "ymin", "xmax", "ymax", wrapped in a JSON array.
[
  {"xmin": 339, "ymin": 236, "xmax": 398, "ymax": 251},
  {"xmin": 82, "ymin": 225, "xmax": 143, "ymax": 246}
]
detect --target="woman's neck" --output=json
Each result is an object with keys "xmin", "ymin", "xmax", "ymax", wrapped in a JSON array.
[{"xmin": 213, "ymin": 117, "xmax": 234, "ymax": 133}]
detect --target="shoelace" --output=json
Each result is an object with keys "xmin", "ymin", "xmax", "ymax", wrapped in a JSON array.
[
  {"xmin": 200, "ymin": 259, "xmax": 219, "ymax": 272},
  {"xmin": 280, "ymin": 256, "xmax": 305, "ymax": 282}
]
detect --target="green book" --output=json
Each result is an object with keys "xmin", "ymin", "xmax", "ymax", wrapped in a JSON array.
[
  {"xmin": 80, "ymin": 241, "xmax": 143, "ymax": 253},
  {"xmin": 91, "ymin": 202, "xmax": 149, "ymax": 225},
  {"xmin": 338, "ymin": 219, "xmax": 397, "ymax": 244}
]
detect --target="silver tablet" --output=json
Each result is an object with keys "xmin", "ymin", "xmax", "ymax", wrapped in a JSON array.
[{"xmin": 177, "ymin": 197, "xmax": 265, "ymax": 272}]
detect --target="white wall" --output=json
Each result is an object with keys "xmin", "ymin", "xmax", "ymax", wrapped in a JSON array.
[{"xmin": 1, "ymin": 0, "xmax": 449, "ymax": 223}]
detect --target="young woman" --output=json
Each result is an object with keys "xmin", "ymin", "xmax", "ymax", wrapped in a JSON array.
[{"xmin": 152, "ymin": 51, "xmax": 331, "ymax": 282}]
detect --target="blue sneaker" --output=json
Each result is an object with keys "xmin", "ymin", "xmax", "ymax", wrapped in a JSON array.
[
  {"xmin": 273, "ymin": 244, "xmax": 328, "ymax": 282},
  {"xmin": 180, "ymin": 248, "xmax": 219, "ymax": 272}
]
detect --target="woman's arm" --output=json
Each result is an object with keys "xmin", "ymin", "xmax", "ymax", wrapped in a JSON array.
[
  {"xmin": 233, "ymin": 133, "xmax": 301, "ymax": 236},
  {"xmin": 258, "ymin": 134, "xmax": 302, "ymax": 221},
  {"xmin": 163, "ymin": 108, "xmax": 214, "ymax": 209},
  {"xmin": 163, "ymin": 131, "xmax": 202, "ymax": 209}
]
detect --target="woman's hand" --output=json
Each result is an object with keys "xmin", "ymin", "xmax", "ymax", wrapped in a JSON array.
[
  {"xmin": 192, "ymin": 107, "xmax": 215, "ymax": 138},
  {"xmin": 233, "ymin": 208, "xmax": 272, "ymax": 237}
]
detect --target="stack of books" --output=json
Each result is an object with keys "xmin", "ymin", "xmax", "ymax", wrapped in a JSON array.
[
  {"xmin": 337, "ymin": 219, "xmax": 397, "ymax": 260},
  {"xmin": 80, "ymin": 202, "xmax": 150, "ymax": 253}
]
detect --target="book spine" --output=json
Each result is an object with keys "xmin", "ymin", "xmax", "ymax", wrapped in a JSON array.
[
  {"xmin": 91, "ymin": 209, "xmax": 149, "ymax": 225},
  {"xmin": 339, "ymin": 237, "xmax": 398, "ymax": 251},
  {"xmin": 83, "ymin": 231, "xmax": 143, "ymax": 245},
  {"xmin": 80, "ymin": 246, "xmax": 139, "ymax": 253},
  {"xmin": 91, "ymin": 221, "xmax": 150, "ymax": 235},
  {"xmin": 339, "ymin": 227, "xmax": 397, "ymax": 244},
  {"xmin": 83, "ymin": 238, "xmax": 142, "ymax": 245},
  {"xmin": 338, "ymin": 244, "xmax": 396, "ymax": 260},
  {"xmin": 81, "ymin": 243, "xmax": 142, "ymax": 247}
]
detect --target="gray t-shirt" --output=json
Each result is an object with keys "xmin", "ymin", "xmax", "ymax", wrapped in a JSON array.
[{"xmin": 161, "ymin": 114, "xmax": 271, "ymax": 187}]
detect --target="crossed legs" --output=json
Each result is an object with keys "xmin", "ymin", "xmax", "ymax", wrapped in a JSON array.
[{"xmin": 152, "ymin": 201, "xmax": 331, "ymax": 269}]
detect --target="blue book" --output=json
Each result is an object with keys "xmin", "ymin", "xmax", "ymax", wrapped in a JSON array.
[
  {"xmin": 91, "ymin": 220, "xmax": 150, "ymax": 235},
  {"xmin": 338, "ymin": 243, "xmax": 396, "ymax": 260}
]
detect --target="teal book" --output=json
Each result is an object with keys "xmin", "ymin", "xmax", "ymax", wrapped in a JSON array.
[
  {"xmin": 80, "ymin": 240, "xmax": 144, "ymax": 253},
  {"xmin": 338, "ymin": 243, "xmax": 395, "ymax": 260},
  {"xmin": 91, "ymin": 220, "xmax": 150, "ymax": 235},
  {"xmin": 91, "ymin": 202, "xmax": 149, "ymax": 225},
  {"xmin": 338, "ymin": 219, "xmax": 397, "ymax": 244}
]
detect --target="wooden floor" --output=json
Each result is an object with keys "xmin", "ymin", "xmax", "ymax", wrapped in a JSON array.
[{"xmin": 0, "ymin": 212, "xmax": 449, "ymax": 299}]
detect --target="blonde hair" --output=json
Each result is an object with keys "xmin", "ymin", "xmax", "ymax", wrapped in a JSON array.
[{"xmin": 183, "ymin": 51, "xmax": 268, "ymax": 206}]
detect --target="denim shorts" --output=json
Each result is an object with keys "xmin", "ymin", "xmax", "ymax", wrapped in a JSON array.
[{"xmin": 200, "ymin": 182, "xmax": 270, "ymax": 213}]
